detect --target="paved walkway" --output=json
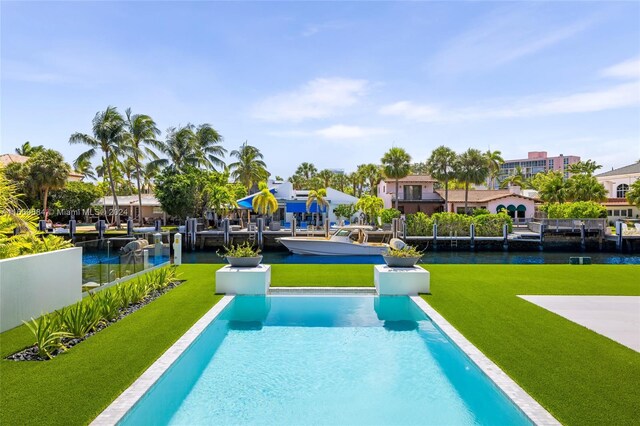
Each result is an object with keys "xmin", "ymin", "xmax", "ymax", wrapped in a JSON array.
[{"xmin": 519, "ymin": 295, "xmax": 640, "ymax": 352}]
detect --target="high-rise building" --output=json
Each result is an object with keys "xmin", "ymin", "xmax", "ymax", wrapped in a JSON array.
[{"xmin": 498, "ymin": 151, "xmax": 580, "ymax": 182}]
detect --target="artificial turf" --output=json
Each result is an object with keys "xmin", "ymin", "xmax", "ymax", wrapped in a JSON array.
[{"xmin": 1, "ymin": 264, "xmax": 638, "ymax": 425}]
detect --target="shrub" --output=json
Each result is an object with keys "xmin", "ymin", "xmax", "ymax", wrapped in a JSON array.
[
  {"xmin": 405, "ymin": 212, "xmax": 512, "ymax": 236},
  {"xmin": 544, "ymin": 201, "xmax": 607, "ymax": 219},
  {"xmin": 385, "ymin": 245, "xmax": 423, "ymax": 257},
  {"xmin": 24, "ymin": 314, "xmax": 71, "ymax": 359},
  {"xmin": 218, "ymin": 242, "xmax": 261, "ymax": 258},
  {"xmin": 431, "ymin": 212, "xmax": 472, "ymax": 236},
  {"xmin": 59, "ymin": 302, "xmax": 102, "ymax": 339},
  {"xmin": 91, "ymin": 291, "xmax": 121, "ymax": 322},
  {"xmin": 380, "ymin": 208, "xmax": 401, "ymax": 224},
  {"xmin": 406, "ymin": 212, "xmax": 433, "ymax": 236}
]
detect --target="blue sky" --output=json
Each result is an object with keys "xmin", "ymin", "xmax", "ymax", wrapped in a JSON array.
[{"xmin": 1, "ymin": 1, "xmax": 639, "ymax": 178}]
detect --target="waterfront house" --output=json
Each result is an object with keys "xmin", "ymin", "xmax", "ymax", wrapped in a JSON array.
[
  {"xmin": 435, "ymin": 187, "xmax": 537, "ymax": 219},
  {"xmin": 595, "ymin": 162, "xmax": 640, "ymax": 221},
  {"xmin": 377, "ymin": 175, "xmax": 444, "ymax": 214}
]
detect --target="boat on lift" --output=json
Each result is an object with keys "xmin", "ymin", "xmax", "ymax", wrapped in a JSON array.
[{"xmin": 276, "ymin": 225, "xmax": 390, "ymax": 255}]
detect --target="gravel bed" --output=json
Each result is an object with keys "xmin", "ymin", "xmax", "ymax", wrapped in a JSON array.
[{"xmin": 7, "ymin": 280, "xmax": 183, "ymax": 362}]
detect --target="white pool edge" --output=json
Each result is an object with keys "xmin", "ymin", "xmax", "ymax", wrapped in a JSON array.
[
  {"xmin": 91, "ymin": 295, "xmax": 235, "ymax": 426},
  {"xmin": 92, "ymin": 291, "xmax": 559, "ymax": 426},
  {"xmin": 410, "ymin": 296, "xmax": 560, "ymax": 426}
]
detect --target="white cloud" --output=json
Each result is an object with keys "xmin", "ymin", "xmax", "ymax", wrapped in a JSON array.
[
  {"xmin": 252, "ymin": 77, "xmax": 369, "ymax": 122},
  {"xmin": 315, "ymin": 125, "xmax": 388, "ymax": 139},
  {"xmin": 430, "ymin": 6, "xmax": 595, "ymax": 74},
  {"xmin": 380, "ymin": 81, "xmax": 639, "ymax": 123},
  {"xmin": 601, "ymin": 57, "xmax": 640, "ymax": 80}
]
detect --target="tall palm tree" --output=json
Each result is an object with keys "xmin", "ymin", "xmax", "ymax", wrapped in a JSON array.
[
  {"xmin": 456, "ymin": 148, "xmax": 490, "ymax": 214},
  {"xmin": 306, "ymin": 188, "xmax": 329, "ymax": 226},
  {"xmin": 142, "ymin": 162, "xmax": 161, "ymax": 194},
  {"xmin": 24, "ymin": 149, "xmax": 70, "ymax": 218},
  {"xmin": 153, "ymin": 126, "xmax": 199, "ymax": 171},
  {"xmin": 381, "ymin": 147, "xmax": 412, "ymax": 210},
  {"xmin": 295, "ymin": 162, "xmax": 317, "ymax": 181},
  {"xmin": 193, "ymin": 124, "xmax": 226, "ymax": 170},
  {"xmin": 123, "ymin": 108, "xmax": 161, "ymax": 224},
  {"xmin": 288, "ymin": 174, "xmax": 305, "ymax": 190},
  {"xmin": 500, "ymin": 173, "xmax": 524, "ymax": 188},
  {"xmin": 73, "ymin": 156, "xmax": 96, "ymax": 180},
  {"xmin": 252, "ymin": 182, "xmax": 278, "ymax": 219},
  {"xmin": 229, "ymin": 141, "xmax": 268, "ymax": 192},
  {"xmin": 70, "ymin": 106, "xmax": 125, "ymax": 226},
  {"xmin": 331, "ymin": 173, "xmax": 349, "ymax": 193},
  {"xmin": 358, "ymin": 163, "xmax": 382, "ymax": 195},
  {"xmin": 317, "ymin": 169, "xmax": 334, "ymax": 189},
  {"xmin": 15, "ymin": 141, "xmax": 44, "ymax": 157},
  {"xmin": 484, "ymin": 149, "xmax": 504, "ymax": 189},
  {"xmin": 426, "ymin": 146, "xmax": 457, "ymax": 212}
]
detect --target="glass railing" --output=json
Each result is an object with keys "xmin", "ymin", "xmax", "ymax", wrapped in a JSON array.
[{"xmin": 75, "ymin": 238, "xmax": 171, "ymax": 287}]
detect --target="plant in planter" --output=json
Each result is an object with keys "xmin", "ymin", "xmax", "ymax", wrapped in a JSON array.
[
  {"xmin": 218, "ymin": 242, "xmax": 263, "ymax": 267},
  {"xmin": 383, "ymin": 244, "xmax": 423, "ymax": 267}
]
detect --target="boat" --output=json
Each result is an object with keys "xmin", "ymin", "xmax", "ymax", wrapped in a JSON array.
[{"xmin": 276, "ymin": 225, "xmax": 390, "ymax": 255}]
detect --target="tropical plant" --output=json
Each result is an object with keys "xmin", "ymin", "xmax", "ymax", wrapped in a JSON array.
[
  {"xmin": 333, "ymin": 203, "xmax": 356, "ymax": 221},
  {"xmin": 500, "ymin": 166, "xmax": 525, "ymax": 188},
  {"xmin": 155, "ymin": 168, "xmax": 214, "ymax": 220},
  {"xmin": 123, "ymin": 108, "xmax": 161, "ymax": 224},
  {"xmin": 229, "ymin": 141, "xmax": 268, "ymax": 191},
  {"xmin": 347, "ymin": 171, "xmax": 365, "ymax": 197},
  {"xmin": 72, "ymin": 156, "xmax": 96, "ymax": 180},
  {"xmin": 295, "ymin": 162, "xmax": 317, "ymax": 180},
  {"xmin": 456, "ymin": 148, "xmax": 489, "ymax": 214},
  {"xmin": 411, "ymin": 162, "xmax": 429, "ymax": 175},
  {"xmin": 90, "ymin": 291, "xmax": 121, "ymax": 322},
  {"xmin": 355, "ymin": 195, "xmax": 384, "ymax": 224},
  {"xmin": 567, "ymin": 160, "xmax": 602, "ymax": 176},
  {"xmin": 59, "ymin": 302, "xmax": 102, "ymax": 339},
  {"xmin": 380, "ymin": 208, "xmax": 401, "ymax": 224},
  {"xmin": 152, "ymin": 123, "xmax": 225, "ymax": 172},
  {"xmin": 566, "ymin": 174, "xmax": 606, "ymax": 202},
  {"xmin": 381, "ymin": 147, "xmax": 412, "ymax": 210},
  {"xmin": 385, "ymin": 245, "xmax": 423, "ymax": 257},
  {"xmin": 22, "ymin": 149, "xmax": 70, "ymax": 217},
  {"xmin": 357, "ymin": 163, "xmax": 382, "ymax": 195},
  {"xmin": 626, "ymin": 179, "xmax": 640, "ymax": 208},
  {"xmin": 23, "ymin": 314, "xmax": 71, "ymax": 360},
  {"xmin": 49, "ymin": 181, "xmax": 101, "ymax": 220},
  {"xmin": 331, "ymin": 173, "xmax": 349, "ymax": 193},
  {"xmin": 543, "ymin": 201, "xmax": 607, "ymax": 219},
  {"xmin": 306, "ymin": 188, "xmax": 329, "ymax": 226},
  {"xmin": 530, "ymin": 171, "xmax": 568, "ymax": 203},
  {"xmin": 70, "ymin": 106, "xmax": 126, "ymax": 226},
  {"xmin": 484, "ymin": 149, "xmax": 504, "ymax": 189},
  {"xmin": 426, "ymin": 146, "xmax": 457, "ymax": 212},
  {"xmin": 15, "ymin": 141, "xmax": 45, "ymax": 157},
  {"xmin": 406, "ymin": 212, "xmax": 434, "ymax": 236},
  {"xmin": 219, "ymin": 242, "xmax": 261, "ymax": 258},
  {"xmin": 252, "ymin": 182, "xmax": 278, "ymax": 218},
  {"xmin": 207, "ymin": 184, "xmax": 238, "ymax": 220},
  {"xmin": 316, "ymin": 169, "xmax": 334, "ymax": 189}
]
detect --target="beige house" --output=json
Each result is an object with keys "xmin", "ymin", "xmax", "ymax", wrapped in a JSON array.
[
  {"xmin": 378, "ymin": 175, "xmax": 444, "ymax": 214},
  {"xmin": 436, "ymin": 188, "xmax": 537, "ymax": 219},
  {"xmin": 0, "ymin": 153, "xmax": 84, "ymax": 181},
  {"xmin": 96, "ymin": 195, "xmax": 166, "ymax": 224},
  {"xmin": 596, "ymin": 162, "xmax": 640, "ymax": 220}
]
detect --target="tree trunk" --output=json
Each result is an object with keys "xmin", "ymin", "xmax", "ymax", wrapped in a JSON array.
[
  {"xmin": 105, "ymin": 152, "xmax": 121, "ymax": 227},
  {"xmin": 464, "ymin": 182, "xmax": 469, "ymax": 215},
  {"xmin": 444, "ymin": 176, "xmax": 449, "ymax": 213},
  {"xmin": 135, "ymin": 160, "xmax": 144, "ymax": 226},
  {"xmin": 43, "ymin": 187, "xmax": 49, "ymax": 220},
  {"xmin": 394, "ymin": 179, "xmax": 399, "ymax": 210}
]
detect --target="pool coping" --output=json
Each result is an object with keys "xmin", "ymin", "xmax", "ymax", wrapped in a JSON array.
[
  {"xmin": 410, "ymin": 295, "xmax": 560, "ymax": 426},
  {"xmin": 90, "ymin": 295, "xmax": 235, "ymax": 425},
  {"xmin": 92, "ymin": 290, "xmax": 559, "ymax": 426}
]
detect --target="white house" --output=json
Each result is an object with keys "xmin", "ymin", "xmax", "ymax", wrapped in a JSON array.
[
  {"xmin": 237, "ymin": 182, "xmax": 358, "ymax": 224},
  {"xmin": 596, "ymin": 162, "xmax": 640, "ymax": 220}
]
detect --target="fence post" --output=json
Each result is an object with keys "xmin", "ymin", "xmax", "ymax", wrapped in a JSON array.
[
  {"xmin": 257, "ymin": 217, "xmax": 264, "ymax": 248},
  {"xmin": 155, "ymin": 219, "xmax": 162, "ymax": 232},
  {"xmin": 391, "ymin": 218, "xmax": 398, "ymax": 239},
  {"xmin": 503, "ymin": 224, "xmax": 509, "ymax": 250},
  {"xmin": 98, "ymin": 220, "xmax": 106, "ymax": 240},
  {"xmin": 292, "ymin": 217, "xmax": 297, "ymax": 237},
  {"xmin": 69, "ymin": 219, "xmax": 76, "ymax": 242},
  {"xmin": 154, "ymin": 233, "xmax": 162, "ymax": 258},
  {"xmin": 39, "ymin": 220, "xmax": 47, "ymax": 232},
  {"xmin": 615, "ymin": 221, "xmax": 623, "ymax": 252},
  {"xmin": 433, "ymin": 223, "xmax": 438, "ymax": 249},
  {"xmin": 580, "ymin": 222, "xmax": 586, "ymax": 251},
  {"xmin": 324, "ymin": 218, "xmax": 330, "ymax": 238},
  {"xmin": 127, "ymin": 218, "xmax": 134, "ymax": 236},
  {"xmin": 223, "ymin": 218, "xmax": 230, "ymax": 246},
  {"xmin": 173, "ymin": 233, "xmax": 182, "ymax": 266},
  {"xmin": 470, "ymin": 223, "xmax": 475, "ymax": 250}
]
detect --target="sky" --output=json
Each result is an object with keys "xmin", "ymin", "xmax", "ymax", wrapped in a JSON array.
[{"xmin": 1, "ymin": 1, "xmax": 639, "ymax": 179}]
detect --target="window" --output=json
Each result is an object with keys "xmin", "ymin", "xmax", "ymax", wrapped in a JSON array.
[
  {"xmin": 607, "ymin": 210, "xmax": 612, "ymax": 216},
  {"xmin": 616, "ymin": 184, "xmax": 629, "ymax": 198},
  {"xmin": 403, "ymin": 185, "xmax": 422, "ymax": 200}
]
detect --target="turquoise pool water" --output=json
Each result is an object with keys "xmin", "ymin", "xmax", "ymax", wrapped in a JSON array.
[{"xmin": 120, "ymin": 296, "xmax": 531, "ymax": 425}]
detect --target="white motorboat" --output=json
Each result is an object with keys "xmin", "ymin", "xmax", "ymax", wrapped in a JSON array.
[{"xmin": 277, "ymin": 225, "xmax": 390, "ymax": 255}]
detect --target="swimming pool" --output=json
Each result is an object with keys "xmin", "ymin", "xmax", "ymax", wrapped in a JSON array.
[{"xmin": 116, "ymin": 296, "xmax": 534, "ymax": 425}]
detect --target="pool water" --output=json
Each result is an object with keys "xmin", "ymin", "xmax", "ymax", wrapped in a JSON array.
[{"xmin": 120, "ymin": 296, "xmax": 531, "ymax": 425}]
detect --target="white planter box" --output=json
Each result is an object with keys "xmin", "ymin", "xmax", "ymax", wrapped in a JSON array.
[
  {"xmin": 0, "ymin": 247, "xmax": 82, "ymax": 332},
  {"xmin": 215, "ymin": 265, "xmax": 271, "ymax": 295},
  {"xmin": 374, "ymin": 264, "xmax": 430, "ymax": 295}
]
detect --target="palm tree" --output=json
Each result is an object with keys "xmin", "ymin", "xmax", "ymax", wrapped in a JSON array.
[
  {"xmin": 193, "ymin": 124, "xmax": 226, "ymax": 170},
  {"xmin": 152, "ymin": 126, "xmax": 199, "ymax": 171},
  {"xmin": 306, "ymin": 188, "xmax": 329, "ymax": 226},
  {"xmin": 347, "ymin": 171, "xmax": 364, "ymax": 197},
  {"xmin": 24, "ymin": 149, "xmax": 70, "ymax": 218},
  {"xmin": 70, "ymin": 106, "xmax": 125, "ymax": 226},
  {"xmin": 567, "ymin": 175, "xmax": 606, "ymax": 202},
  {"xmin": 73, "ymin": 156, "xmax": 96, "ymax": 180},
  {"xmin": 626, "ymin": 179, "xmax": 640, "ymax": 208},
  {"xmin": 331, "ymin": 173, "xmax": 349, "ymax": 193},
  {"xmin": 142, "ymin": 162, "xmax": 161, "ymax": 194},
  {"xmin": 288, "ymin": 174, "xmax": 305, "ymax": 190},
  {"xmin": 229, "ymin": 141, "xmax": 268, "ymax": 191},
  {"xmin": 426, "ymin": 146, "xmax": 457, "ymax": 212},
  {"xmin": 358, "ymin": 163, "xmax": 382, "ymax": 195},
  {"xmin": 15, "ymin": 141, "xmax": 44, "ymax": 157},
  {"xmin": 317, "ymin": 169, "xmax": 334, "ymax": 189},
  {"xmin": 532, "ymin": 171, "xmax": 568, "ymax": 203},
  {"xmin": 252, "ymin": 182, "xmax": 278, "ymax": 220},
  {"xmin": 484, "ymin": 149, "xmax": 504, "ymax": 189},
  {"xmin": 123, "ymin": 108, "xmax": 161, "ymax": 224},
  {"xmin": 381, "ymin": 147, "xmax": 412, "ymax": 210},
  {"xmin": 456, "ymin": 148, "xmax": 489, "ymax": 214},
  {"xmin": 295, "ymin": 162, "xmax": 317, "ymax": 181},
  {"xmin": 500, "ymin": 173, "xmax": 524, "ymax": 188}
]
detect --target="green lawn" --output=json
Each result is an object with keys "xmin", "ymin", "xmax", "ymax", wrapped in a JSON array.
[{"xmin": 1, "ymin": 264, "xmax": 639, "ymax": 425}]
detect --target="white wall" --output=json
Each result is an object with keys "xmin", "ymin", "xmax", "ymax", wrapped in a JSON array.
[{"xmin": 0, "ymin": 247, "xmax": 82, "ymax": 332}]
